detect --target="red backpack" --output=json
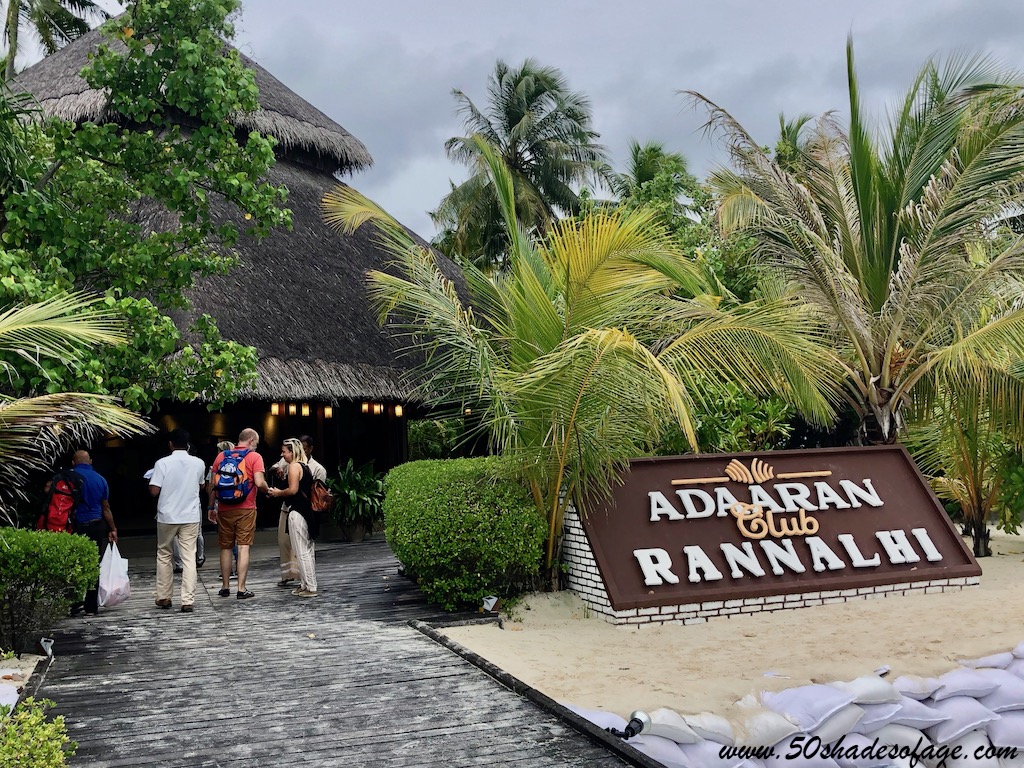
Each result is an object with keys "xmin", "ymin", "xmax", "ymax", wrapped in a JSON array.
[{"xmin": 37, "ymin": 470, "xmax": 83, "ymax": 533}]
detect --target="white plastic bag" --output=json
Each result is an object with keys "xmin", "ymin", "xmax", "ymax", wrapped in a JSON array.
[{"xmin": 98, "ymin": 543, "xmax": 131, "ymax": 608}]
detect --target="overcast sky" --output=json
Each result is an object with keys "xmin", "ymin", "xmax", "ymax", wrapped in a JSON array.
[{"xmin": 43, "ymin": 1, "xmax": 1024, "ymax": 238}]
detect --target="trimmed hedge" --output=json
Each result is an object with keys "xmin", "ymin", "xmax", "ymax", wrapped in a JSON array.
[
  {"xmin": 384, "ymin": 457, "xmax": 546, "ymax": 610},
  {"xmin": 0, "ymin": 529, "xmax": 99, "ymax": 653},
  {"xmin": 0, "ymin": 698, "xmax": 76, "ymax": 767}
]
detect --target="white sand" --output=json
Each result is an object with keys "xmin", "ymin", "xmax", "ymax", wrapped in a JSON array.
[
  {"xmin": 443, "ymin": 532, "xmax": 1024, "ymax": 721},
  {"xmin": 0, "ymin": 654, "xmax": 43, "ymax": 712}
]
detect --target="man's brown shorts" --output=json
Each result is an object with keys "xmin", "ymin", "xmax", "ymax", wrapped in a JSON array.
[{"xmin": 217, "ymin": 505, "xmax": 257, "ymax": 548}]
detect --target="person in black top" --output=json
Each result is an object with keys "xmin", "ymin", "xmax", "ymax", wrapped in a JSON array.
[{"xmin": 266, "ymin": 438, "xmax": 318, "ymax": 597}]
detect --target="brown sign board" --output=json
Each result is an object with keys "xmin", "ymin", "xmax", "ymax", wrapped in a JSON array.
[{"xmin": 580, "ymin": 446, "xmax": 981, "ymax": 611}]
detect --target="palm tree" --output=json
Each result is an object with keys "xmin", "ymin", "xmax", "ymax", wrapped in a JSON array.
[
  {"xmin": 326, "ymin": 138, "xmax": 841, "ymax": 576},
  {"xmin": 773, "ymin": 112, "xmax": 814, "ymax": 174},
  {"xmin": 432, "ymin": 58, "xmax": 609, "ymax": 271},
  {"xmin": 608, "ymin": 139, "xmax": 695, "ymax": 206},
  {"xmin": 2, "ymin": 0, "xmax": 108, "ymax": 81},
  {"xmin": 0, "ymin": 294, "xmax": 152, "ymax": 524},
  {"xmin": 690, "ymin": 40, "xmax": 1024, "ymax": 445},
  {"xmin": 907, "ymin": 390, "xmax": 1016, "ymax": 557}
]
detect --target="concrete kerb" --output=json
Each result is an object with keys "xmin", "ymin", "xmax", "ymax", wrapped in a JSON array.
[
  {"xmin": 409, "ymin": 619, "xmax": 665, "ymax": 768},
  {"xmin": 19, "ymin": 654, "xmax": 54, "ymax": 704}
]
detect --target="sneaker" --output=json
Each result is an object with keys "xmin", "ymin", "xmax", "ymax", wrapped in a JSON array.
[
  {"xmin": 155, "ymin": 599, "xmax": 172, "ymax": 609},
  {"xmin": 172, "ymin": 567, "xmax": 183, "ymax": 574},
  {"xmin": 295, "ymin": 590, "xmax": 317, "ymax": 598},
  {"xmin": 218, "ymin": 588, "xmax": 231, "ymax": 598},
  {"xmin": 236, "ymin": 590, "xmax": 255, "ymax": 600},
  {"xmin": 196, "ymin": 556, "xmax": 206, "ymax": 568},
  {"xmin": 180, "ymin": 604, "xmax": 194, "ymax": 613},
  {"xmin": 230, "ymin": 571, "xmax": 238, "ymax": 581},
  {"xmin": 291, "ymin": 587, "xmax": 304, "ymax": 596},
  {"xmin": 277, "ymin": 579, "xmax": 296, "ymax": 588}
]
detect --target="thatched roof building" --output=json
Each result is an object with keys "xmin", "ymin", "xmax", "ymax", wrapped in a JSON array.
[{"xmin": 16, "ymin": 27, "xmax": 433, "ymax": 405}]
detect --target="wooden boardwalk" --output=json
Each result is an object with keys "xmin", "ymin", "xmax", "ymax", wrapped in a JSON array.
[{"xmin": 38, "ymin": 537, "xmax": 630, "ymax": 767}]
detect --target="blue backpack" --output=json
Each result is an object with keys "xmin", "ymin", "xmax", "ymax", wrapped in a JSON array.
[{"xmin": 215, "ymin": 448, "xmax": 252, "ymax": 503}]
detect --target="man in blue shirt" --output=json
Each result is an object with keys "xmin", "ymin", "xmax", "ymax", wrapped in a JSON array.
[{"xmin": 71, "ymin": 449, "xmax": 119, "ymax": 615}]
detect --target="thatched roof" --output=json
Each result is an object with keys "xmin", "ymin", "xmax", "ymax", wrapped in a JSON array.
[
  {"xmin": 182, "ymin": 159, "xmax": 451, "ymax": 403},
  {"xmin": 13, "ymin": 26, "xmax": 372, "ymax": 175},
  {"xmin": 17, "ymin": 22, "xmax": 462, "ymax": 404}
]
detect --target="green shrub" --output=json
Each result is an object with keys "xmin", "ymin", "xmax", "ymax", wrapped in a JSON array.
[
  {"xmin": 0, "ymin": 529, "xmax": 99, "ymax": 653},
  {"xmin": 0, "ymin": 698, "xmax": 76, "ymax": 766},
  {"xmin": 384, "ymin": 457, "xmax": 546, "ymax": 610},
  {"xmin": 407, "ymin": 418, "xmax": 461, "ymax": 460}
]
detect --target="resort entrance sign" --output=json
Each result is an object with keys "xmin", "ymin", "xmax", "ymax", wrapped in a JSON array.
[{"xmin": 566, "ymin": 446, "xmax": 981, "ymax": 623}]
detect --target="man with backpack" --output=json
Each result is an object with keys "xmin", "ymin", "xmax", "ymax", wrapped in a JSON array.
[
  {"xmin": 69, "ymin": 450, "xmax": 118, "ymax": 615},
  {"xmin": 209, "ymin": 428, "xmax": 268, "ymax": 600}
]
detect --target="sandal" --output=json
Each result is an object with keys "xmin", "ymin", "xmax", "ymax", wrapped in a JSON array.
[
  {"xmin": 277, "ymin": 579, "xmax": 295, "ymax": 588},
  {"xmin": 236, "ymin": 590, "xmax": 255, "ymax": 600},
  {"xmin": 218, "ymin": 588, "xmax": 231, "ymax": 598}
]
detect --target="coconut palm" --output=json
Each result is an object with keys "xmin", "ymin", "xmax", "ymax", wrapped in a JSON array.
[
  {"xmin": 608, "ymin": 139, "xmax": 695, "ymax": 206},
  {"xmin": 3, "ymin": 0, "xmax": 109, "ymax": 81},
  {"xmin": 0, "ymin": 293, "xmax": 152, "ymax": 524},
  {"xmin": 326, "ymin": 138, "xmax": 842, "ymax": 575},
  {"xmin": 432, "ymin": 58, "xmax": 609, "ymax": 271},
  {"xmin": 690, "ymin": 40, "xmax": 1024, "ymax": 445}
]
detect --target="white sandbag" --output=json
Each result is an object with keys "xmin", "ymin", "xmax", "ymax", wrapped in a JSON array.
[
  {"xmin": 628, "ymin": 733, "xmax": 689, "ymax": 768},
  {"xmin": 677, "ymin": 737, "xmax": 750, "ymax": 768},
  {"xmin": 988, "ymin": 710, "xmax": 1024, "ymax": 749},
  {"xmin": 890, "ymin": 696, "xmax": 950, "ymax": 729},
  {"xmin": 920, "ymin": 729, "xmax": 998, "ymax": 768},
  {"xmin": 975, "ymin": 669, "xmax": 1024, "ymax": 713},
  {"xmin": 649, "ymin": 707, "xmax": 702, "ymax": 744},
  {"xmin": 924, "ymin": 697, "xmax": 999, "ymax": 745},
  {"xmin": 1012, "ymin": 642, "xmax": 1024, "ymax": 660},
  {"xmin": 97, "ymin": 543, "xmax": 131, "ymax": 608},
  {"xmin": 560, "ymin": 703, "xmax": 627, "ymax": 732},
  {"xmin": 735, "ymin": 708, "xmax": 799, "ymax": 747},
  {"xmin": 770, "ymin": 735, "xmax": 842, "ymax": 767},
  {"xmin": 895, "ymin": 674, "xmax": 944, "ymax": 701},
  {"xmin": 932, "ymin": 668, "xmax": 1000, "ymax": 701},
  {"xmin": 762, "ymin": 685, "xmax": 856, "ymax": 732},
  {"xmin": 1007, "ymin": 659, "xmax": 1024, "ymax": 680},
  {"xmin": 830, "ymin": 675, "xmax": 901, "ymax": 704},
  {"xmin": 848, "ymin": 701, "xmax": 903, "ymax": 734},
  {"xmin": 873, "ymin": 723, "xmax": 932, "ymax": 750},
  {"xmin": 683, "ymin": 712, "xmax": 735, "ymax": 746},
  {"xmin": 809, "ymin": 705, "xmax": 864, "ymax": 744},
  {"xmin": 960, "ymin": 653, "xmax": 1015, "ymax": 670},
  {"xmin": 829, "ymin": 733, "xmax": 896, "ymax": 768}
]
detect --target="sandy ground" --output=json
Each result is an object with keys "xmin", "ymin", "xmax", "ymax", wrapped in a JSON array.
[
  {"xmin": 0, "ymin": 654, "xmax": 43, "ymax": 711},
  {"xmin": 443, "ymin": 532, "xmax": 1024, "ymax": 722}
]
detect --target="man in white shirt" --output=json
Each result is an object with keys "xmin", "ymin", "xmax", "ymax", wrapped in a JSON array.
[{"xmin": 149, "ymin": 428, "xmax": 207, "ymax": 613}]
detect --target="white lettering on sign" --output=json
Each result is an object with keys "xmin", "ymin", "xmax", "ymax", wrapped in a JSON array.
[
  {"xmin": 646, "ymin": 477, "xmax": 884, "ymax": 522},
  {"xmin": 839, "ymin": 478, "xmax": 884, "ymax": 508},
  {"xmin": 805, "ymin": 536, "xmax": 846, "ymax": 572},
  {"xmin": 683, "ymin": 545, "xmax": 724, "ymax": 583},
  {"xmin": 837, "ymin": 533, "xmax": 881, "ymax": 567},
  {"xmin": 875, "ymin": 530, "xmax": 922, "ymax": 564},
  {"xmin": 760, "ymin": 539, "xmax": 807, "ymax": 575},
  {"xmin": 648, "ymin": 491, "xmax": 684, "ymax": 521},
  {"xmin": 721, "ymin": 542, "xmax": 767, "ymax": 579},
  {"xmin": 675, "ymin": 488, "xmax": 716, "ymax": 518},
  {"xmin": 911, "ymin": 528, "xmax": 943, "ymax": 562},
  {"xmin": 633, "ymin": 548, "xmax": 680, "ymax": 585}
]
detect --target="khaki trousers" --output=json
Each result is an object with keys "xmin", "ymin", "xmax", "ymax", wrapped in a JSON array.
[{"xmin": 156, "ymin": 522, "xmax": 198, "ymax": 606}]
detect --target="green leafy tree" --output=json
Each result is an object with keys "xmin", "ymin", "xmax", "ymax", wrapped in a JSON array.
[
  {"xmin": 0, "ymin": 0, "xmax": 290, "ymax": 411},
  {"xmin": 691, "ymin": 41, "xmax": 1024, "ymax": 444},
  {"xmin": 2, "ymin": 0, "xmax": 108, "ymax": 81},
  {"xmin": 906, "ymin": 387, "xmax": 1021, "ymax": 556},
  {"xmin": 326, "ymin": 138, "xmax": 841, "ymax": 577},
  {"xmin": 0, "ymin": 294, "xmax": 152, "ymax": 524},
  {"xmin": 432, "ymin": 59, "xmax": 609, "ymax": 271}
]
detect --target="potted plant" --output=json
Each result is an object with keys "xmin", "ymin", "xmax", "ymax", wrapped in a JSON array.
[{"xmin": 327, "ymin": 459, "xmax": 385, "ymax": 542}]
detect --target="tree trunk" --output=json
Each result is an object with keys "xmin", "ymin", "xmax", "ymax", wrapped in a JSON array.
[
  {"xmin": 968, "ymin": 517, "xmax": 991, "ymax": 558},
  {"xmin": 4, "ymin": 2, "xmax": 20, "ymax": 82}
]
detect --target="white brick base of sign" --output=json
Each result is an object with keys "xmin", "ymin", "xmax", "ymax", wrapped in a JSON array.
[{"xmin": 561, "ymin": 509, "xmax": 980, "ymax": 626}]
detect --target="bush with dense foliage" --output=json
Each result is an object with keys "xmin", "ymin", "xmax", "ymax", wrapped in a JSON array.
[
  {"xmin": 384, "ymin": 457, "xmax": 546, "ymax": 610},
  {"xmin": 407, "ymin": 418, "xmax": 462, "ymax": 461},
  {"xmin": 0, "ymin": 529, "xmax": 98, "ymax": 652},
  {"xmin": 0, "ymin": 698, "xmax": 76, "ymax": 767}
]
